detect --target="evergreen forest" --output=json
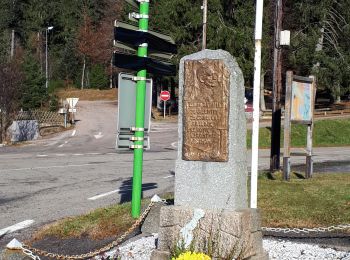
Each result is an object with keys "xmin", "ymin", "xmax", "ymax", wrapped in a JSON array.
[{"xmin": 0, "ymin": 0, "xmax": 350, "ymax": 113}]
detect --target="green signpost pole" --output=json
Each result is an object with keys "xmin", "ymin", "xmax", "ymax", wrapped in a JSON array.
[{"xmin": 132, "ymin": 0, "xmax": 149, "ymax": 218}]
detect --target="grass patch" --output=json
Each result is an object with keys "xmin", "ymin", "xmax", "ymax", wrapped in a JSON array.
[
  {"xmin": 258, "ymin": 172, "xmax": 350, "ymax": 228},
  {"xmin": 32, "ymin": 174, "xmax": 349, "ymax": 241},
  {"xmin": 32, "ymin": 201, "xmax": 146, "ymax": 241},
  {"xmin": 56, "ymin": 88, "xmax": 117, "ymax": 101},
  {"xmin": 247, "ymin": 118, "xmax": 350, "ymax": 148}
]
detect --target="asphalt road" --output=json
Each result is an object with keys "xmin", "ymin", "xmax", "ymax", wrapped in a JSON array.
[{"xmin": 0, "ymin": 100, "xmax": 350, "ymax": 248}]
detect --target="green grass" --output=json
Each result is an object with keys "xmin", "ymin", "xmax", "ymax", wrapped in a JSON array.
[
  {"xmin": 32, "ymin": 201, "xmax": 142, "ymax": 241},
  {"xmin": 258, "ymin": 172, "xmax": 350, "ymax": 228},
  {"xmin": 32, "ymin": 174, "xmax": 350, "ymax": 241},
  {"xmin": 247, "ymin": 118, "xmax": 350, "ymax": 148}
]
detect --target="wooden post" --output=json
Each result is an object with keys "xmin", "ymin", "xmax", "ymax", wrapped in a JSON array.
[
  {"xmin": 270, "ymin": 0, "xmax": 283, "ymax": 172},
  {"xmin": 306, "ymin": 124, "xmax": 313, "ymax": 178},
  {"xmin": 306, "ymin": 76, "xmax": 316, "ymax": 178},
  {"xmin": 283, "ymin": 71, "xmax": 293, "ymax": 180}
]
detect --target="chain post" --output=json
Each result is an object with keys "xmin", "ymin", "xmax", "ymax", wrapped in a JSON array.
[{"xmin": 20, "ymin": 201, "xmax": 156, "ymax": 260}]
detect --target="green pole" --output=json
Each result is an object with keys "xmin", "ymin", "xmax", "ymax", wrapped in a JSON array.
[{"xmin": 132, "ymin": 0, "xmax": 149, "ymax": 218}]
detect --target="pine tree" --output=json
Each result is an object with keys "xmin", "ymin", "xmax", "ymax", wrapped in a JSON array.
[{"xmin": 21, "ymin": 53, "xmax": 47, "ymax": 110}]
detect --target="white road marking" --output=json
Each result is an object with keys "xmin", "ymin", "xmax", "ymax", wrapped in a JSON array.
[
  {"xmin": 0, "ymin": 220, "xmax": 35, "ymax": 236},
  {"xmin": 0, "ymin": 163, "xmax": 95, "ymax": 172},
  {"xmin": 163, "ymin": 175, "xmax": 174, "ymax": 179},
  {"xmin": 94, "ymin": 132, "xmax": 104, "ymax": 139},
  {"xmin": 37, "ymin": 154, "xmax": 48, "ymax": 157},
  {"xmin": 71, "ymin": 130, "xmax": 76, "ymax": 136},
  {"xmin": 171, "ymin": 142, "xmax": 178, "ymax": 148},
  {"xmin": 87, "ymin": 153, "xmax": 100, "ymax": 155},
  {"xmin": 73, "ymin": 154, "xmax": 83, "ymax": 156},
  {"xmin": 56, "ymin": 154, "xmax": 66, "ymax": 156},
  {"xmin": 88, "ymin": 189, "xmax": 120, "ymax": 201},
  {"xmin": 58, "ymin": 141, "xmax": 68, "ymax": 148},
  {"xmin": 45, "ymin": 141, "xmax": 58, "ymax": 147}
]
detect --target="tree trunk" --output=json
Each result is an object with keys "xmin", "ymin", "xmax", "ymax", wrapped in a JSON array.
[
  {"xmin": 0, "ymin": 112, "xmax": 3, "ymax": 144},
  {"xmin": 335, "ymin": 82, "xmax": 341, "ymax": 103},
  {"xmin": 313, "ymin": 26, "xmax": 325, "ymax": 71},
  {"xmin": 81, "ymin": 56, "xmax": 86, "ymax": 89},
  {"xmin": 37, "ymin": 32, "xmax": 43, "ymax": 72},
  {"xmin": 260, "ymin": 71, "xmax": 266, "ymax": 111},
  {"xmin": 10, "ymin": 29, "xmax": 15, "ymax": 60},
  {"xmin": 110, "ymin": 56, "xmax": 113, "ymax": 88},
  {"xmin": 86, "ymin": 68, "xmax": 90, "ymax": 88}
]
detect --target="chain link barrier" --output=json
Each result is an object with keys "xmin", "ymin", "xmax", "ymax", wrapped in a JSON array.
[
  {"xmin": 19, "ymin": 201, "xmax": 156, "ymax": 260},
  {"xmin": 262, "ymin": 224, "xmax": 350, "ymax": 235},
  {"xmin": 12, "ymin": 198, "xmax": 350, "ymax": 258}
]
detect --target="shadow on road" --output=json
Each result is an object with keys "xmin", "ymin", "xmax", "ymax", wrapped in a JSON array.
[{"xmin": 118, "ymin": 178, "xmax": 157, "ymax": 203}]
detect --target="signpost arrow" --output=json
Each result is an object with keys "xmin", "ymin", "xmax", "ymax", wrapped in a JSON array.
[
  {"xmin": 114, "ymin": 21, "xmax": 177, "ymax": 55},
  {"xmin": 124, "ymin": 0, "xmax": 139, "ymax": 8},
  {"xmin": 113, "ymin": 53, "xmax": 176, "ymax": 76}
]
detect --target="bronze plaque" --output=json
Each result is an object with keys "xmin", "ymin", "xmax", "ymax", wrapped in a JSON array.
[{"xmin": 183, "ymin": 59, "xmax": 230, "ymax": 162}]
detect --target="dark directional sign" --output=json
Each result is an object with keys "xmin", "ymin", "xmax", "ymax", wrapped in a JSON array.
[
  {"xmin": 113, "ymin": 53, "xmax": 176, "ymax": 76},
  {"xmin": 124, "ymin": 0, "xmax": 138, "ymax": 8},
  {"xmin": 114, "ymin": 21, "xmax": 177, "ymax": 55}
]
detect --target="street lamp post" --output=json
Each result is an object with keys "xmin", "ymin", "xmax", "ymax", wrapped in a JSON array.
[{"xmin": 45, "ymin": 26, "xmax": 54, "ymax": 89}]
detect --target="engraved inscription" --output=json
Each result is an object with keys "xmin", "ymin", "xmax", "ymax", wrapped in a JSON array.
[{"xmin": 183, "ymin": 59, "xmax": 230, "ymax": 162}]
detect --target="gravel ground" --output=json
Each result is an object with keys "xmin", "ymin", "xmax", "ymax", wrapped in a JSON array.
[
  {"xmin": 263, "ymin": 238, "xmax": 350, "ymax": 260},
  {"xmin": 99, "ymin": 235, "xmax": 350, "ymax": 260}
]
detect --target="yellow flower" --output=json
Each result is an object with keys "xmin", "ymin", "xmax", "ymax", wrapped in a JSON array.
[{"xmin": 172, "ymin": 251, "xmax": 211, "ymax": 260}]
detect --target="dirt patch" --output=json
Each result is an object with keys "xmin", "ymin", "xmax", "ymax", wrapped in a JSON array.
[
  {"xmin": 27, "ymin": 231, "xmax": 139, "ymax": 259},
  {"xmin": 56, "ymin": 88, "xmax": 117, "ymax": 101},
  {"xmin": 151, "ymin": 107, "xmax": 178, "ymax": 122},
  {"xmin": 39, "ymin": 126, "xmax": 67, "ymax": 136}
]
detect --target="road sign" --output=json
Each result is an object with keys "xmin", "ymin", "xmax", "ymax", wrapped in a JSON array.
[
  {"xmin": 114, "ymin": 21, "xmax": 177, "ymax": 55},
  {"xmin": 66, "ymin": 98, "xmax": 79, "ymax": 108},
  {"xmin": 116, "ymin": 73, "xmax": 152, "ymax": 150},
  {"xmin": 113, "ymin": 53, "xmax": 176, "ymax": 76},
  {"xmin": 160, "ymin": 91, "xmax": 170, "ymax": 101},
  {"xmin": 124, "ymin": 0, "xmax": 138, "ymax": 8},
  {"xmin": 114, "ymin": 41, "xmax": 174, "ymax": 61}
]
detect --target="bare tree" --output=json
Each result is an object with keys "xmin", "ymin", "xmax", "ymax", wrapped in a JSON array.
[
  {"xmin": 0, "ymin": 61, "xmax": 23, "ymax": 143},
  {"xmin": 76, "ymin": 12, "xmax": 113, "ymax": 89}
]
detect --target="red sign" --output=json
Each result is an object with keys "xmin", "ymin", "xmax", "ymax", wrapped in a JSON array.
[{"xmin": 160, "ymin": 91, "xmax": 170, "ymax": 101}]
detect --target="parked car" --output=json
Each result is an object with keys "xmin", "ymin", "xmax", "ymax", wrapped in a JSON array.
[{"xmin": 245, "ymin": 89, "xmax": 253, "ymax": 112}]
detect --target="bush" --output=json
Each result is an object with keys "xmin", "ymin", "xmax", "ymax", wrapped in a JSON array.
[
  {"xmin": 48, "ymin": 80, "xmax": 65, "ymax": 94},
  {"xmin": 49, "ymin": 94, "xmax": 59, "ymax": 112},
  {"xmin": 90, "ymin": 64, "xmax": 109, "ymax": 89}
]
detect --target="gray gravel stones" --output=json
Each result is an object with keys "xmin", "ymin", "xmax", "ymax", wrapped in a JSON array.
[
  {"xmin": 103, "ymin": 235, "xmax": 350, "ymax": 260},
  {"xmin": 263, "ymin": 238, "xmax": 350, "ymax": 260},
  {"xmin": 94, "ymin": 235, "xmax": 158, "ymax": 260}
]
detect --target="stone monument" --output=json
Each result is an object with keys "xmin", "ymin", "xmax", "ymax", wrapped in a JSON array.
[{"xmin": 151, "ymin": 50, "xmax": 268, "ymax": 260}]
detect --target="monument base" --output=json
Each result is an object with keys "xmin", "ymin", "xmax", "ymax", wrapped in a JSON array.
[{"xmin": 151, "ymin": 206, "xmax": 268, "ymax": 260}]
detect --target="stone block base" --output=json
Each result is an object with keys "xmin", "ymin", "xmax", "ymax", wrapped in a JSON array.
[
  {"xmin": 152, "ymin": 206, "xmax": 268, "ymax": 260},
  {"xmin": 150, "ymin": 250, "xmax": 171, "ymax": 260}
]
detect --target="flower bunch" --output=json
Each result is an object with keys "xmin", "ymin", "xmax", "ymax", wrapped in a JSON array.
[{"xmin": 172, "ymin": 251, "xmax": 211, "ymax": 260}]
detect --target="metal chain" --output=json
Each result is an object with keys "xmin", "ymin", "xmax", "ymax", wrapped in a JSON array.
[
  {"xmin": 22, "ymin": 248, "xmax": 41, "ymax": 260},
  {"xmin": 262, "ymin": 224, "xmax": 350, "ymax": 234},
  {"xmin": 21, "ymin": 201, "xmax": 155, "ymax": 260}
]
